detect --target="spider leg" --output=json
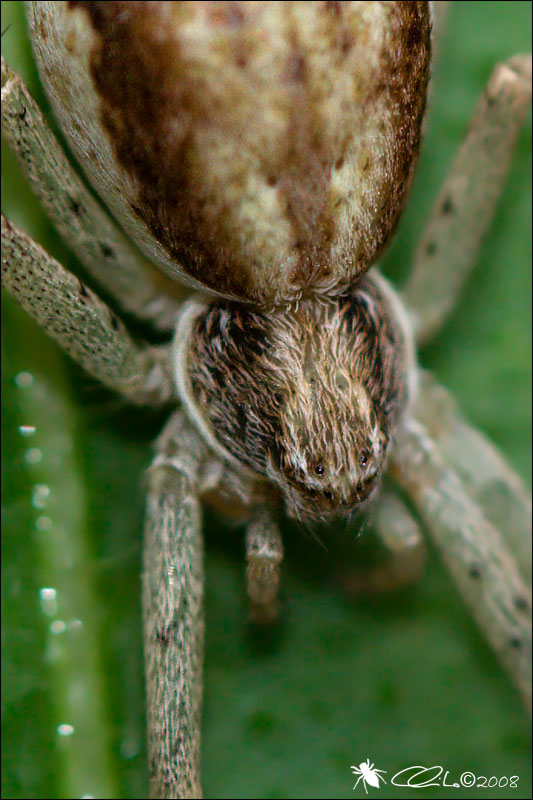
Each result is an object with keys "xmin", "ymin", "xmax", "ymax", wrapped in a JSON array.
[
  {"xmin": 389, "ymin": 415, "xmax": 531, "ymax": 710},
  {"xmin": 1, "ymin": 214, "xmax": 174, "ymax": 405},
  {"xmin": 246, "ymin": 507, "xmax": 283, "ymax": 623},
  {"xmin": 373, "ymin": 490, "xmax": 426, "ymax": 588},
  {"xmin": 414, "ymin": 371, "xmax": 531, "ymax": 579},
  {"xmin": 1, "ymin": 56, "xmax": 185, "ymax": 332},
  {"xmin": 352, "ymin": 772, "xmax": 363, "ymax": 791},
  {"xmin": 143, "ymin": 412, "xmax": 208, "ymax": 799},
  {"xmin": 403, "ymin": 53, "xmax": 532, "ymax": 344}
]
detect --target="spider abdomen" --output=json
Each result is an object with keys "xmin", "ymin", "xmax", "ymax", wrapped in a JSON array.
[{"xmin": 29, "ymin": 1, "xmax": 430, "ymax": 306}]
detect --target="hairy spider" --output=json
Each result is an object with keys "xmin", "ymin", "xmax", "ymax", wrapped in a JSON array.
[{"xmin": 1, "ymin": 2, "xmax": 531, "ymax": 799}]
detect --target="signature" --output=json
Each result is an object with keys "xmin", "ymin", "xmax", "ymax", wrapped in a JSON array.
[{"xmin": 390, "ymin": 765, "xmax": 519, "ymax": 790}]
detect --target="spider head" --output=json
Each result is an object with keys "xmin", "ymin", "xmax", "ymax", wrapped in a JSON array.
[
  {"xmin": 189, "ymin": 275, "xmax": 412, "ymax": 524},
  {"xmin": 259, "ymin": 276, "xmax": 413, "ymax": 523},
  {"xmin": 271, "ymin": 380, "xmax": 387, "ymax": 523}
]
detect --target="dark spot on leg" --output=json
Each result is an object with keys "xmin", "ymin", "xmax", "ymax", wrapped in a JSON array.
[
  {"xmin": 156, "ymin": 617, "xmax": 179, "ymax": 647},
  {"xmin": 441, "ymin": 197, "xmax": 455, "ymax": 215},
  {"xmin": 335, "ymin": 156, "xmax": 344, "ymax": 170},
  {"xmin": 99, "ymin": 243, "xmax": 115, "ymax": 259},
  {"xmin": 69, "ymin": 197, "xmax": 85, "ymax": 218},
  {"xmin": 425, "ymin": 241, "xmax": 437, "ymax": 255},
  {"xmin": 514, "ymin": 595, "xmax": 529, "ymax": 612},
  {"xmin": 156, "ymin": 627, "xmax": 170, "ymax": 647},
  {"xmin": 468, "ymin": 564, "xmax": 481, "ymax": 579},
  {"xmin": 509, "ymin": 637, "xmax": 522, "ymax": 649}
]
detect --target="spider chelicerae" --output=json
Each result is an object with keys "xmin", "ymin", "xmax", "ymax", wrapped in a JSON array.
[{"xmin": 2, "ymin": 1, "xmax": 528, "ymax": 794}]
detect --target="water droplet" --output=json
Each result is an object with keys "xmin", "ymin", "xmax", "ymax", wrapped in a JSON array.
[
  {"xmin": 120, "ymin": 737, "xmax": 140, "ymax": 759},
  {"xmin": 25, "ymin": 447, "xmax": 42, "ymax": 464},
  {"xmin": 57, "ymin": 723, "xmax": 75, "ymax": 737},
  {"xmin": 36, "ymin": 515, "xmax": 53, "ymax": 531},
  {"xmin": 18, "ymin": 425, "xmax": 37, "ymax": 437},
  {"xmin": 68, "ymin": 619, "xmax": 83, "ymax": 632},
  {"xmin": 32, "ymin": 484, "xmax": 50, "ymax": 509},
  {"xmin": 15, "ymin": 371, "xmax": 34, "ymax": 388},
  {"xmin": 40, "ymin": 587, "xmax": 58, "ymax": 616},
  {"xmin": 50, "ymin": 619, "xmax": 66, "ymax": 634}
]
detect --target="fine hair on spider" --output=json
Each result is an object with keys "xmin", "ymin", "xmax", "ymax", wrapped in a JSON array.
[{"xmin": 2, "ymin": 2, "xmax": 531, "ymax": 799}]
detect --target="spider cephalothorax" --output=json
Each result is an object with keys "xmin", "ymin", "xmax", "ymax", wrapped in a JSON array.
[{"xmin": 187, "ymin": 272, "xmax": 413, "ymax": 521}]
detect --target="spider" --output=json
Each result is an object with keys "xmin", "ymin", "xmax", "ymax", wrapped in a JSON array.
[
  {"xmin": 1, "ymin": 2, "xmax": 531, "ymax": 799},
  {"xmin": 350, "ymin": 758, "xmax": 387, "ymax": 793}
]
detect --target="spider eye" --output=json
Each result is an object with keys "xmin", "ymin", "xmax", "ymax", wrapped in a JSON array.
[
  {"xmin": 315, "ymin": 464, "xmax": 325, "ymax": 477},
  {"xmin": 360, "ymin": 453, "xmax": 369, "ymax": 468}
]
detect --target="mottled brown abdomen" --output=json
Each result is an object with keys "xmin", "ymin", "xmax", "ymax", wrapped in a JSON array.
[{"xmin": 29, "ymin": 1, "xmax": 430, "ymax": 307}]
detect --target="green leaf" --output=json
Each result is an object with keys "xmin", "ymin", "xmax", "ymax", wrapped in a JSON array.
[{"xmin": 2, "ymin": 3, "xmax": 531, "ymax": 799}]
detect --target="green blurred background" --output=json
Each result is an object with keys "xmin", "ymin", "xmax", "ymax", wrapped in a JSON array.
[{"xmin": 1, "ymin": 2, "xmax": 531, "ymax": 798}]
